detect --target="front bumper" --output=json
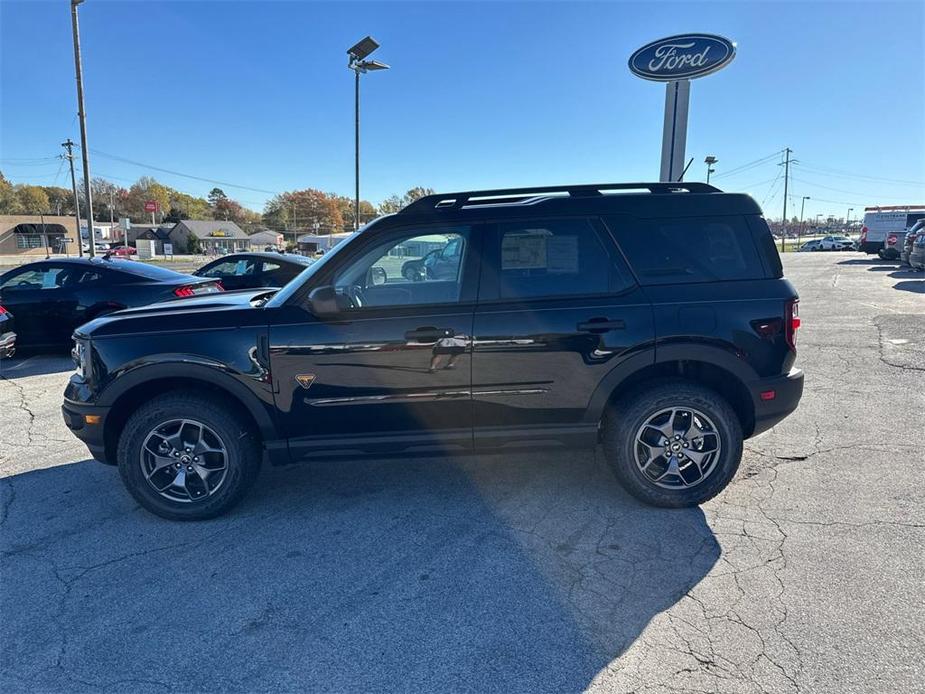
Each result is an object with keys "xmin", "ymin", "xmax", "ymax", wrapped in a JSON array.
[
  {"xmin": 749, "ymin": 368, "xmax": 804, "ymax": 437},
  {"xmin": 0, "ymin": 331, "xmax": 15, "ymax": 359},
  {"xmin": 62, "ymin": 399, "xmax": 112, "ymax": 464}
]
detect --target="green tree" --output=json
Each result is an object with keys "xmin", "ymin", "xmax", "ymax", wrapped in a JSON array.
[
  {"xmin": 377, "ymin": 187, "xmax": 435, "ymax": 215},
  {"xmin": 186, "ymin": 233, "xmax": 203, "ymax": 254},
  {"xmin": 16, "ymin": 185, "xmax": 50, "ymax": 214},
  {"xmin": 0, "ymin": 171, "xmax": 21, "ymax": 214},
  {"xmin": 263, "ymin": 189, "xmax": 343, "ymax": 234},
  {"xmin": 43, "ymin": 186, "xmax": 74, "ymax": 215}
]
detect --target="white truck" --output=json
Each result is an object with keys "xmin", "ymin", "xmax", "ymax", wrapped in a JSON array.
[{"xmin": 859, "ymin": 206, "xmax": 925, "ymax": 256}]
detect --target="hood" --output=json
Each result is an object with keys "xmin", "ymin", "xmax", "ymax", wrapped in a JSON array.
[{"xmin": 75, "ymin": 288, "xmax": 278, "ymax": 339}]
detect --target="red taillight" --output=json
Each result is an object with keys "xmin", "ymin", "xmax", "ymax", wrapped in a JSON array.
[
  {"xmin": 215, "ymin": 280, "xmax": 225, "ymax": 291},
  {"xmin": 174, "ymin": 282, "xmax": 223, "ymax": 298},
  {"xmin": 785, "ymin": 300, "xmax": 800, "ymax": 350},
  {"xmin": 860, "ymin": 226, "xmax": 868, "ymax": 242},
  {"xmin": 0, "ymin": 305, "xmax": 7, "ymax": 315},
  {"xmin": 887, "ymin": 234, "xmax": 898, "ymax": 245},
  {"xmin": 174, "ymin": 286, "xmax": 195, "ymax": 298}
]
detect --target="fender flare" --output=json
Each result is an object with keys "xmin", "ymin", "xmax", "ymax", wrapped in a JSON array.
[
  {"xmin": 98, "ymin": 358, "xmax": 279, "ymax": 443},
  {"xmin": 583, "ymin": 342, "xmax": 758, "ymax": 424}
]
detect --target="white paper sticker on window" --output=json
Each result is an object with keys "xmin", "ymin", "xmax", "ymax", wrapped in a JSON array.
[
  {"xmin": 546, "ymin": 235, "xmax": 579, "ymax": 274},
  {"xmin": 502, "ymin": 230, "xmax": 549, "ymax": 270}
]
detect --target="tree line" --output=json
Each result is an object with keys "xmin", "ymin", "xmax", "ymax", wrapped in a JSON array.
[{"xmin": 0, "ymin": 170, "xmax": 434, "ymax": 234}]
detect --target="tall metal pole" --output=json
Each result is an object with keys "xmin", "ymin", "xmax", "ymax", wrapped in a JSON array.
[
  {"xmin": 845, "ymin": 208, "xmax": 852, "ymax": 234},
  {"xmin": 70, "ymin": 0, "xmax": 95, "ymax": 258},
  {"xmin": 780, "ymin": 147, "xmax": 792, "ymax": 252},
  {"xmin": 799, "ymin": 196, "xmax": 809, "ymax": 248},
  {"xmin": 354, "ymin": 69, "xmax": 360, "ymax": 231},
  {"xmin": 659, "ymin": 80, "xmax": 691, "ymax": 182},
  {"xmin": 62, "ymin": 139, "xmax": 82, "ymax": 257}
]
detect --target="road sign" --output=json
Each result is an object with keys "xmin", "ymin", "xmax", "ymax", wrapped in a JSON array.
[{"xmin": 144, "ymin": 200, "xmax": 158, "ymax": 213}]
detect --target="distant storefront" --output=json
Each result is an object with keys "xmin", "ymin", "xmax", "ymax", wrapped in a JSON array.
[{"xmin": 0, "ymin": 215, "xmax": 78, "ymax": 256}]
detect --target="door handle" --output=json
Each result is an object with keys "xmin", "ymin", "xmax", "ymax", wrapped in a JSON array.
[
  {"xmin": 577, "ymin": 318, "xmax": 626, "ymax": 334},
  {"xmin": 405, "ymin": 327, "xmax": 455, "ymax": 341}
]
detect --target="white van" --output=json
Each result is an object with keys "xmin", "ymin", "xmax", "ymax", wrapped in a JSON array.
[{"xmin": 859, "ymin": 206, "xmax": 925, "ymax": 254}]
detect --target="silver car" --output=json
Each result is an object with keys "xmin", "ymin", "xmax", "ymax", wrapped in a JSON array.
[{"xmin": 910, "ymin": 229, "xmax": 925, "ymax": 270}]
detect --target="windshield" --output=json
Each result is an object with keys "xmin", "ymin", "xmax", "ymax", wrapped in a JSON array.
[{"xmin": 265, "ymin": 227, "xmax": 367, "ymax": 307}]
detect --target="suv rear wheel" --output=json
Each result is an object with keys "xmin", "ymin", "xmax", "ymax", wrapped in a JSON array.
[
  {"xmin": 603, "ymin": 381, "xmax": 743, "ymax": 507},
  {"xmin": 117, "ymin": 392, "xmax": 261, "ymax": 520}
]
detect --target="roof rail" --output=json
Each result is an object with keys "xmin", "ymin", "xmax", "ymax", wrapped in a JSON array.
[{"xmin": 400, "ymin": 182, "xmax": 721, "ymax": 215}]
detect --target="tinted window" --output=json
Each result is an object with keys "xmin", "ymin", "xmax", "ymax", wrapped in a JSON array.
[
  {"xmin": 201, "ymin": 258, "xmax": 257, "ymax": 277},
  {"xmin": 492, "ymin": 219, "xmax": 633, "ymax": 300},
  {"xmin": 1, "ymin": 266, "xmax": 69, "ymax": 290},
  {"xmin": 610, "ymin": 216, "xmax": 766, "ymax": 285}
]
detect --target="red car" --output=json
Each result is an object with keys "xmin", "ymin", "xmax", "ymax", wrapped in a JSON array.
[{"xmin": 109, "ymin": 245, "xmax": 136, "ymax": 257}]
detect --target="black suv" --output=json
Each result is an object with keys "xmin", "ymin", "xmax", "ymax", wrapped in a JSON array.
[{"xmin": 63, "ymin": 183, "xmax": 804, "ymax": 520}]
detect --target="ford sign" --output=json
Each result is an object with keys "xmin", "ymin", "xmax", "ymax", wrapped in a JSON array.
[{"xmin": 629, "ymin": 34, "xmax": 736, "ymax": 81}]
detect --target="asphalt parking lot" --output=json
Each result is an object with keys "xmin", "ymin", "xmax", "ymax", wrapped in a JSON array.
[{"xmin": 1, "ymin": 252, "xmax": 922, "ymax": 694}]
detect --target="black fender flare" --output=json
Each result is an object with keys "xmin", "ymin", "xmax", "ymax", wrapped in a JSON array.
[
  {"xmin": 98, "ymin": 358, "xmax": 279, "ymax": 444},
  {"xmin": 582, "ymin": 342, "xmax": 758, "ymax": 424}
]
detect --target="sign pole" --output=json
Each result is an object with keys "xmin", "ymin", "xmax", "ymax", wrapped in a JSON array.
[{"xmin": 659, "ymin": 80, "xmax": 691, "ymax": 182}]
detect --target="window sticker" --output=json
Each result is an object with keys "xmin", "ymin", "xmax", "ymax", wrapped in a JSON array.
[
  {"xmin": 546, "ymin": 235, "xmax": 579, "ymax": 274},
  {"xmin": 502, "ymin": 230, "xmax": 550, "ymax": 270}
]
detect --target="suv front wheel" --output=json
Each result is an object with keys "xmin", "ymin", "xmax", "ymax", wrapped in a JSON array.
[
  {"xmin": 603, "ymin": 381, "xmax": 743, "ymax": 507},
  {"xmin": 117, "ymin": 392, "xmax": 261, "ymax": 520}
]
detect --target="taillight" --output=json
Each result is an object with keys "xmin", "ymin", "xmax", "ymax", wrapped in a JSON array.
[
  {"xmin": 0, "ymin": 305, "xmax": 7, "ymax": 315},
  {"xmin": 860, "ymin": 226, "xmax": 867, "ymax": 242},
  {"xmin": 887, "ymin": 234, "xmax": 897, "ymax": 245},
  {"xmin": 785, "ymin": 300, "xmax": 800, "ymax": 350},
  {"xmin": 173, "ymin": 282, "xmax": 223, "ymax": 298}
]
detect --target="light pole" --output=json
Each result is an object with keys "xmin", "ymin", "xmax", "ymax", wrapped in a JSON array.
[
  {"xmin": 798, "ymin": 196, "xmax": 810, "ymax": 247},
  {"xmin": 347, "ymin": 36, "xmax": 389, "ymax": 231},
  {"xmin": 846, "ymin": 208, "xmax": 853, "ymax": 234},
  {"xmin": 70, "ymin": 0, "xmax": 95, "ymax": 257},
  {"xmin": 704, "ymin": 155, "xmax": 717, "ymax": 184}
]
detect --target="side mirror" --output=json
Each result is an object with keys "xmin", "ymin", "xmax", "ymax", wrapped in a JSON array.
[
  {"xmin": 368, "ymin": 266, "xmax": 387, "ymax": 286},
  {"xmin": 306, "ymin": 285, "xmax": 339, "ymax": 316}
]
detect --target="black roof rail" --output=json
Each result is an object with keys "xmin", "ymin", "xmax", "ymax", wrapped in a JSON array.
[{"xmin": 400, "ymin": 182, "xmax": 722, "ymax": 215}]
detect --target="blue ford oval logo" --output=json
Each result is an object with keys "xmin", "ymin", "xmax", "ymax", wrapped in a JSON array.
[{"xmin": 629, "ymin": 34, "xmax": 736, "ymax": 81}]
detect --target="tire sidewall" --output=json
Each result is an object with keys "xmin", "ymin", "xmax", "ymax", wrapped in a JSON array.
[
  {"xmin": 117, "ymin": 394, "xmax": 259, "ymax": 521},
  {"xmin": 604, "ymin": 381, "xmax": 743, "ymax": 508}
]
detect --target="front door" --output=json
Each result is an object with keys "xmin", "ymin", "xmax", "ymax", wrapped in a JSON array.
[
  {"xmin": 269, "ymin": 224, "xmax": 481, "ymax": 459},
  {"xmin": 471, "ymin": 217, "xmax": 654, "ymax": 449}
]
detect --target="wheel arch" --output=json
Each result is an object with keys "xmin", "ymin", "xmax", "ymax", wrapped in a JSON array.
[
  {"xmin": 587, "ymin": 345, "xmax": 757, "ymax": 437},
  {"xmin": 99, "ymin": 363, "xmax": 279, "ymax": 465}
]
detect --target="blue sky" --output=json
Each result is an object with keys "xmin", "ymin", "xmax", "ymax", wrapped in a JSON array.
[{"xmin": 1, "ymin": 0, "xmax": 923, "ymax": 220}]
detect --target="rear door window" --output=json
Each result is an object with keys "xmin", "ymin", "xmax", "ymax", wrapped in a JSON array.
[
  {"xmin": 483, "ymin": 218, "xmax": 634, "ymax": 301},
  {"xmin": 607, "ymin": 215, "xmax": 768, "ymax": 285}
]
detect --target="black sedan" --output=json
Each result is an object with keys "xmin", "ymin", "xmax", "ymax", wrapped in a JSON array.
[
  {"xmin": 194, "ymin": 252, "xmax": 314, "ymax": 291},
  {"xmin": 0, "ymin": 304, "xmax": 14, "ymax": 359},
  {"xmin": 0, "ymin": 258, "xmax": 223, "ymax": 351}
]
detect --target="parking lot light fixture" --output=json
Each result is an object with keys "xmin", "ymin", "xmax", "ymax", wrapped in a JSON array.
[
  {"xmin": 704, "ymin": 155, "xmax": 718, "ymax": 184},
  {"xmin": 348, "ymin": 36, "xmax": 390, "ymax": 231}
]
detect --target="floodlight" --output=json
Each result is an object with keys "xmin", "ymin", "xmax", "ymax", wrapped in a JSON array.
[
  {"xmin": 348, "ymin": 36, "xmax": 380, "ymax": 61},
  {"xmin": 361, "ymin": 60, "xmax": 390, "ymax": 71}
]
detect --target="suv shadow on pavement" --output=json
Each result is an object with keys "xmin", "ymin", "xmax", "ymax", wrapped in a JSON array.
[
  {"xmin": 1, "ymin": 451, "xmax": 719, "ymax": 692},
  {"xmin": 892, "ymin": 280, "xmax": 925, "ymax": 294},
  {"xmin": 0, "ymin": 354, "xmax": 74, "ymax": 380}
]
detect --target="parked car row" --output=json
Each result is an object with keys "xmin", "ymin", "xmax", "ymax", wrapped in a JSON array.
[
  {"xmin": 798, "ymin": 235, "xmax": 856, "ymax": 252},
  {"xmin": 899, "ymin": 219, "xmax": 925, "ymax": 270},
  {"xmin": 0, "ymin": 252, "xmax": 314, "ymax": 354}
]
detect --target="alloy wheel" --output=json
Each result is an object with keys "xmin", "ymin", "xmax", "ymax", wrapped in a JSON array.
[
  {"xmin": 140, "ymin": 419, "xmax": 229, "ymax": 503},
  {"xmin": 633, "ymin": 407, "xmax": 722, "ymax": 489}
]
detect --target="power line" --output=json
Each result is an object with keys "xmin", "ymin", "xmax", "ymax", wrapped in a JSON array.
[
  {"xmin": 792, "ymin": 175, "xmax": 917, "ymax": 200},
  {"xmin": 798, "ymin": 161, "xmax": 925, "ymax": 187},
  {"xmin": 82, "ymin": 147, "xmax": 281, "ymax": 196},
  {"xmin": 712, "ymin": 150, "xmax": 784, "ymax": 180}
]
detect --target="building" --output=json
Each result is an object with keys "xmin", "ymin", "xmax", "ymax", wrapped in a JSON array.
[
  {"xmin": 126, "ymin": 224, "xmax": 177, "ymax": 254},
  {"xmin": 0, "ymin": 215, "xmax": 78, "ymax": 256},
  {"xmin": 247, "ymin": 230, "xmax": 284, "ymax": 250},
  {"xmin": 296, "ymin": 232, "xmax": 353, "ymax": 255},
  {"xmin": 172, "ymin": 220, "xmax": 249, "ymax": 254}
]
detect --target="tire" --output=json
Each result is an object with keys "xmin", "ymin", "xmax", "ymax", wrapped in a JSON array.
[
  {"xmin": 602, "ymin": 380, "xmax": 743, "ymax": 508},
  {"xmin": 117, "ymin": 392, "xmax": 261, "ymax": 521}
]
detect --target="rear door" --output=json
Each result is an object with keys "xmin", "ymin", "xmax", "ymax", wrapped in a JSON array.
[
  {"xmin": 471, "ymin": 217, "xmax": 654, "ymax": 449},
  {"xmin": 0, "ymin": 264, "xmax": 78, "ymax": 347}
]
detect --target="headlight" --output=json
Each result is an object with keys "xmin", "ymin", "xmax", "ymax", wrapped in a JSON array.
[{"xmin": 72, "ymin": 340, "xmax": 91, "ymax": 379}]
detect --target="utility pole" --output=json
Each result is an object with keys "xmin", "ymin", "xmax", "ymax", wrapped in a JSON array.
[
  {"xmin": 355, "ymin": 69, "xmax": 360, "ymax": 230},
  {"xmin": 780, "ymin": 147, "xmax": 792, "ymax": 252},
  {"xmin": 62, "ymin": 139, "xmax": 83, "ymax": 257},
  {"xmin": 109, "ymin": 188, "xmax": 115, "ymax": 240},
  {"xmin": 70, "ymin": 0, "xmax": 95, "ymax": 258}
]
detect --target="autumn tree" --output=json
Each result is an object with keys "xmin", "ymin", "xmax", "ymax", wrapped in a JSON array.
[
  {"xmin": 0, "ymin": 172, "xmax": 21, "ymax": 214},
  {"xmin": 263, "ymin": 189, "xmax": 344, "ymax": 234},
  {"xmin": 377, "ymin": 186, "xmax": 435, "ymax": 214},
  {"xmin": 16, "ymin": 185, "xmax": 50, "ymax": 214}
]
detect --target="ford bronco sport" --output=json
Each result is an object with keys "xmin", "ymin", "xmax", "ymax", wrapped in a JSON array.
[{"xmin": 63, "ymin": 182, "xmax": 804, "ymax": 520}]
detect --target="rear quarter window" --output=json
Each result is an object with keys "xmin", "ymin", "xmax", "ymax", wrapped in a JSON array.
[{"xmin": 606, "ymin": 215, "xmax": 770, "ymax": 285}]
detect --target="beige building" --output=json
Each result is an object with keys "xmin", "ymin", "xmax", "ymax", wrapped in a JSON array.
[{"xmin": 0, "ymin": 215, "xmax": 79, "ymax": 256}]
